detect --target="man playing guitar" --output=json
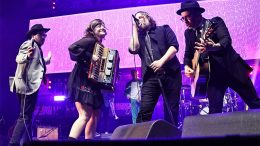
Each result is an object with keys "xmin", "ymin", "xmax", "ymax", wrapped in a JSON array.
[{"xmin": 177, "ymin": 0, "xmax": 260, "ymax": 114}]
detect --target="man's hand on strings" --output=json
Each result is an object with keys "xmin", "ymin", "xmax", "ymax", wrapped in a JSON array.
[
  {"xmin": 194, "ymin": 38, "xmax": 207, "ymax": 53},
  {"xmin": 195, "ymin": 38, "xmax": 219, "ymax": 53}
]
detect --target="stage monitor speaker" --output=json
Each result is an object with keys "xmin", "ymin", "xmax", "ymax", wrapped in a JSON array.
[
  {"xmin": 37, "ymin": 126, "xmax": 58, "ymax": 140},
  {"xmin": 182, "ymin": 109, "xmax": 260, "ymax": 138},
  {"xmin": 111, "ymin": 119, "xmax": 181, "ymax": 140}
]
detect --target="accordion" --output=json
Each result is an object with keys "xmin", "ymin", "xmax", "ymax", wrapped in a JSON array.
[{"xmin": 88, "ymin": 43, "xmax": 120, "ymax": 90}]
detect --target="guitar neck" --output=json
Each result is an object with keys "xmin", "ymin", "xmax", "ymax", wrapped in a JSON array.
[{"xmin": 192, "ymin": 20, "xmax": 215, "ymax": 71}]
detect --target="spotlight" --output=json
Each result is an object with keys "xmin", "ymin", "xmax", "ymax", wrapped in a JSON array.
[
  {"xmin": 52, "ymin": 0, "xmax": 56, "ymax": 10},
  {"xmin": 48, "ymin": 80, "xmax": 51, "ymax": 89},
  {"xmin": 54, "ymin": 95, "xmax": 65, "ymax": 101}
]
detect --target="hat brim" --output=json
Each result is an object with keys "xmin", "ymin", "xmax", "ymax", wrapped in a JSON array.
[
  {"xmin": 176, "ymin": 7, "xmax": 205, "ymax": 15},
  {"xmin": 26, "ymin": 28, "xmax": 50, "ymax": 38}
]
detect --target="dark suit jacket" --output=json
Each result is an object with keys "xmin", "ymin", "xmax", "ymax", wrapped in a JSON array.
[
  {"xmin": 129, "ymin": 25, "xmax": 181, "ymax": 77},
  {"xmin": 183, "ymin": 17, "xmax": 252, "ymax": 84}
]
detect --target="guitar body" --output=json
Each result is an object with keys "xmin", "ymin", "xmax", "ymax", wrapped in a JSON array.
[
  {"xmin": 190, "ymin": 50, "xmax": 200, "ymax": 97},
  {"xmin": 190, "ymin": 50, "xmax": 209, "ymax": 98}
]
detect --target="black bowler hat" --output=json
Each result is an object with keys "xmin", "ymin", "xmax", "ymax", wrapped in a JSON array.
[
  {"xmin": 26, "ymin": 24, "xmax": 50, "ymax": 38},
  {"xmin": 176, "ymin": 0, "xmax": 205, "ymax": 15}
]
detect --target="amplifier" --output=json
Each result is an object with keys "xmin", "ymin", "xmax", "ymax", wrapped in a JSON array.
[{"xmin": 37, "ymin": 126, "xmax": 58, "ymax": 140}]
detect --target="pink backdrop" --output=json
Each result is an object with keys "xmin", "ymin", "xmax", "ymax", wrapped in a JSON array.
[{"xmin": 30, "ymin": 0, "xmax": 260, "ymax": 74}]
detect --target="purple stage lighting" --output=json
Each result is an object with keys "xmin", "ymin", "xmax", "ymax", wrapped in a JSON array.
[{"xmin": 30, "ymin": 0, "xmax": 260, "ymax": 74}]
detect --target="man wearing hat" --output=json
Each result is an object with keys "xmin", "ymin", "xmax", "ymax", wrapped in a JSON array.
[
  {"xmin": 9, "ymin": 24, "xmax": 51, "ymax": 146},
  {"xmin": 177, "ymin": 0, "xmax": 260, "ymax": 114}
]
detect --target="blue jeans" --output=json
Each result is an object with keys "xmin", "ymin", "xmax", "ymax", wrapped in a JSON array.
[
  {"xmin": 9, "ymin": 91, "xmax": 38, "ymax": 146},
  {"xmin": 130, "ymin": 98, "xmax": 140, "ymax": 124}
]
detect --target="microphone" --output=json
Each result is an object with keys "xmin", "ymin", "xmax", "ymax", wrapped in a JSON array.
[
  {"xmin": 32, "ymin": 39, "xmax": 35, "ymax": 48},
  {"xmin": 132, "ymin": 15, "xmax": 139, "ymax": 25},
  {"xmin": 27, "ymin": 39, "xmax": 35, "ymax": 60}
]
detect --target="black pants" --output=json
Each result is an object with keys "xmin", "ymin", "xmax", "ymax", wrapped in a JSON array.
[
  {"xmin": 207, "ymin": 69, "xmax": 260, "ymax": 114},
  {"xmin": 9, "ymin": 91, "xmax": 38, "ymax": 146},
  {"xmin": 136, "ymin": 69, "xmax": 182, "ymax": 126}
]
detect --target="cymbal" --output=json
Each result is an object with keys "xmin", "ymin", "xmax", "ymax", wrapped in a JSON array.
[
  {"xmin": 199, "ymin": 98, "xmax": 209, "ymax": 103},
  {"xmin": 180, "ymin": 98, "xmax": 201, "ymax": 105},
  {"xmin": 192, "ymin": 95, "xmax": 207, "ymax": 99}
]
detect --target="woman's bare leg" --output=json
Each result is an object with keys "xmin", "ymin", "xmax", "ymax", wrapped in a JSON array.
[
  {"xmin": 85, "ymin": 109, "xmax": 100, "ymax": 139},
  {"xmin": 69, "ymin": 102, "xmax": 92, "ymax": 139}
]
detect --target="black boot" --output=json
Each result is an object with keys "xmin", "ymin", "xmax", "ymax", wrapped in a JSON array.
[{"xmin": 68, "ymin": 137, "xmax": 77, "ymax": 141}]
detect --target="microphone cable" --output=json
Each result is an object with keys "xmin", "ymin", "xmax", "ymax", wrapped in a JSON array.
[
  {"xmin": 23, "ymin": 39, "xmax": 35, "ymax": 142},
  {"xmin": 131, "ymin": 15, "xmax": 142, "ymax": 122}
]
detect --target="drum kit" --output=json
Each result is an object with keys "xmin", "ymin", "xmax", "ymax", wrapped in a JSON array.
[
  {"xmin": 177, "ymin": 70, "xmax": 244, "ymax": 129},
  {"xmin": 177, "ymin": 82, "xmax": 240, "ymax": 129}
]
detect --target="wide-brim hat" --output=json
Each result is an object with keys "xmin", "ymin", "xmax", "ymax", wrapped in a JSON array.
[
  {"xmin": 26, "ymin": 24, "xmax": 50, "ymax": 38},
  {"xmin": 176, "ymin": 0, "xmax": 205, "ymax": 15}
]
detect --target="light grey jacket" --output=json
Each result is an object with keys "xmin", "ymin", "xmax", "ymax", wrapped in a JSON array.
[{"xmin": 10, "ymin": 39, "xmax": 50, "ymax": 95}]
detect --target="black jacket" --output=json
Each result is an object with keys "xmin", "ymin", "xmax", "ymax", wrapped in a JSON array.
[
  {"xmin": 129, "ymin": 25, "xmax": 181, "ymax": 77},
  {"xmin": 184, "ymin": 17, "xmax": 252, "ymax": 84}
]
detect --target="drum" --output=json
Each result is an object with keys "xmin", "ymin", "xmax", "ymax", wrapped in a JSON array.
[
  {"xmin": 178, "ymin": 98, "xmax": 203, "ymax": 128},
  {"xmin": 180, "ymin": 84, "xmax": 200, "ymax": 116},
  {"xmin": 199, "ymin": 98, "xmax": 209, "ymax": 115},
  {"xmin": 179, "ymin": 100, "xmax": 201, "ymax": 117},
  {"xmin": 199, "ymin": 105, "xmax": 209, "ymax": 115},
  {"xmin": 222, "ymin": 88, "xmax": 239, "ymax": 112},
  {"xmin": 198, "ymin": 88, "xmax": 240, "ymax": 115}
]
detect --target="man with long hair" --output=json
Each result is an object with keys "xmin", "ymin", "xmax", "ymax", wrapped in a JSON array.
[{"xmin": 129, "ymin": 11, "xmax": 182, "ymax": 126}]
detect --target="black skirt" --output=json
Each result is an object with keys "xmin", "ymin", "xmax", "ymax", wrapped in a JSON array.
[{"xmin": 67, "ymin": 63, "xmax": 104, "ymax": 109}]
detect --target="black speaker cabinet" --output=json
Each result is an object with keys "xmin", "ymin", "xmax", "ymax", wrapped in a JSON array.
[
  {"xmin": 182, "ymin": 109, "xmax": 260, "ymax": 138},
  {"xmin": 111, "ymin": 119, "xmax": 181, "ymax": 140}
]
